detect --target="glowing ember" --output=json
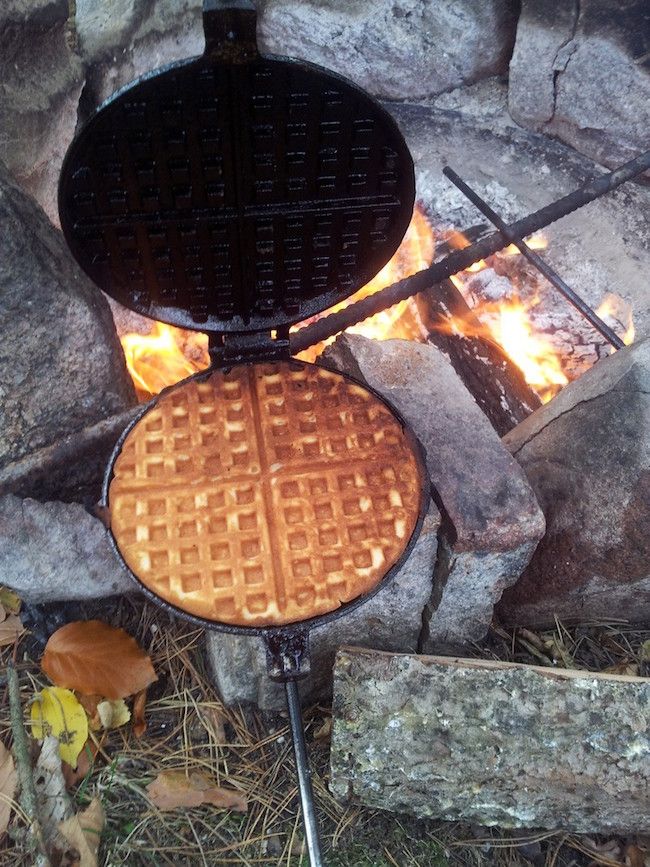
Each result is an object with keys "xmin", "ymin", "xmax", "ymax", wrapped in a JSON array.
[{"xmin": 120, "ymin": 322, "xmax": 209, "ymax": 397}]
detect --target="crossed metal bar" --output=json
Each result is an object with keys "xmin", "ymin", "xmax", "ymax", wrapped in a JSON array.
[{"xmin": 290, "ymin": 150, "xmax": 650, "ymax": 354}]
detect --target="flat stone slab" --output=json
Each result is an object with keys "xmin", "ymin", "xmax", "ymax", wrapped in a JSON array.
[
  {"xmin": 322, "ymin": 335, "xmax": 545, "ymax": 648},
  {"xmin": 330, "ymin": 647, "xmax": 650, "ymax": 833},
  {"xmin": 499, "ymin": 337, "xmax": 650, "ymax": 626},
  {"xmin": 0, "ymin": 495, "xmax": 132, "ymax": 603}
]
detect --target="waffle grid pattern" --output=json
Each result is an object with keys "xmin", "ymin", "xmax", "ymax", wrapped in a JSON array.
[
  {"xmin": 61, "ymin": 57, "xmax": 413, "ymax": 330},
  {"xmin": 109, "ymin": 363, "xmax": 422, "ymax": 627}
]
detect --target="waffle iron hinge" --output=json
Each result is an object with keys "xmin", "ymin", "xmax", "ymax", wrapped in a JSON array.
[{"xmin": 208, "ymin": 327, "xmax": 291, "ymax": 368}]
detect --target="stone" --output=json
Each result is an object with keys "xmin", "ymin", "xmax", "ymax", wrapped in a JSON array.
[
  {"xmin": 498, "ymin": 338, "xmax": 650, "ymax": 626},
  {"xmin": 76, "ymin": 0, "xmax": 204, "ymax": 109},
  {"xmin": 0, "ymin": 495, "xmax": 133, "ymax": 603},
  {"xmin": 207, "ymin": 505, "xmax": 440, "ymax": 710},
  {"xmin": 0, "ymin": 167, "xmax": 136, "ymax": 472},
  {"xmin": 330, "ymin": 647, "xmax": 650, "ymax": 833},
  {"xmin": 0, "ymin": 407, "xmax": 140, "ymax": 507},
  {"xmin": 257, "ymin": 0, "xmax": 519, "ymax": 99},
  {"xmin": 322, "ymin": 335, "xmax": 545, "ymax": 649},
  {"xmin": 0, "ymin": 0, "xmax": 84, "ymax": 223},
  {"xmin": 508, "ymin": 0, "xmax": 650, "ymax": 170}
]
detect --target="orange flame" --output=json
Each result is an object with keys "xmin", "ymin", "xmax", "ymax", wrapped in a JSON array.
[
  {"xmin": 293, "ymin": 207, "xmax": 435, "ymax": 361},
  {"xmin": 595, "ymin": 293, "xmax": 635, "ymax": 346},
  {"xmin": 120, "ymin": 322, "xmax": 209, "ymax": 397}
]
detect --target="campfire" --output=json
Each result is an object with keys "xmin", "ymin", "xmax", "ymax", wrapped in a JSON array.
[{"xmin": 119, "ymin": 208, "xmax": 634, "ymax": 409}]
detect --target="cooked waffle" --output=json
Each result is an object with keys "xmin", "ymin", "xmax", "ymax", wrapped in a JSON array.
[{"xmin": 108, "ymin": 361, "xmax": 424, "ymax": 627}]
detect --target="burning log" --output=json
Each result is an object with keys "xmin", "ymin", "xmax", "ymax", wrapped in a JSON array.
[{"xmin": 415, "ymin": 279, "xmax": 542, "ymax": 436}]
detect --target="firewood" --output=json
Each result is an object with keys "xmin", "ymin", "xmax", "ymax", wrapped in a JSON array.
[{"xmin": 330, "ymin": 647, "xmax": 650, "ymax": 833}]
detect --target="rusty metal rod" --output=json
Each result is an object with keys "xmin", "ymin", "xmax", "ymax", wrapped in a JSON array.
[
  {"xmin": 289, "ymin": 149, "xmax": 650, "ymax": 354},
  {"xmin": 442, "ymin": 166, "xmax": 625, "ymax": 350}
]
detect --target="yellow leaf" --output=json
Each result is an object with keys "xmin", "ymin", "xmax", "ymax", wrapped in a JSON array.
[
  {"xmin": 31, "ymin": 687, "xmax": 88, "ymax": 769},
  {"xmin": 97, "ymin": 699, "xmax": 131, "ymax": 730},
  {"xmin": 0, "ymin": 586, "xmax": 21, "ymax": 615},
  {"xmin": 58, "ymin": 797, "xmax": 105, "ymax": 867}
]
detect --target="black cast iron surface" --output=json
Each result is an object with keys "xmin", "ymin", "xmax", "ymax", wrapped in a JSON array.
[{"xmin": 58, "ymin": 32, "xmax": 414, "ymax": 333}]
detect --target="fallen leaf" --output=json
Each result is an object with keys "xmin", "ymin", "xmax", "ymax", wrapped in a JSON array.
[
  {"xmin": 0, "ymin": 587, "xmax": 21, "ymax": 615},
  {"xmin": 58, "ymin": 797, "xmax": 105, "ymax": 867},
  {"xmin": 201, "ymin": 706, "xmax": 226, "ymax": 743},
  {"xmin": 0, "ymin": 740, "xmax": 17, "ymax": 836},
  {"xmin": 33, "ymin": 735, "xmax": 74, "ymax": 847},
  {"xmin": 626, "ymin": 844, "xmax": 646, "ymax": 867},
  {"xmin": 313, "ymin": 717, "xmax": 332, "ymax": 742},
  {"xmin": 0, "ymin": 614, "xmax": 25, "ymax": 647},
  {"xmin": 132, "ymin": 689, "xmax": 147, "ymax": 738},
  {"xmin": 78, "ymin": 695, "xmax": 102, "ymax": 732},
  {"xmin": 146, "ymin": 770, "xmax": 247, "ymax": 813},
  {"xmin": 41, "ymin": 620, "xmax": 157, "ymax": 699},
  {"xmin": 0, "ymin": 604, "xmax": 5, "ymax": 623},
  {"xmin": 97, "ymin": 699, "xmax": 130, "ymax": 730},
  {"xmin": 604, "ymin": 661, "xmax": 639, "ymax": 677},
  {"xmin": 31, "ymin": 688, "xmax": 89, "ymax": 769},
  {"xmin": 62, "ymin": 741, "xmax": 99, "ymax": 789}
]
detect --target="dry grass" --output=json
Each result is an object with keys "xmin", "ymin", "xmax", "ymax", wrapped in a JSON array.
[{"xmin": 1, "ymin": 597, "xmax": 648, "ymax": 866}]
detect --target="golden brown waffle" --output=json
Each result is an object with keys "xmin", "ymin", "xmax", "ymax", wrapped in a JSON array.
[{"xmin": 108, "ymin": 361, "xmax": 424, "ymax": 627}]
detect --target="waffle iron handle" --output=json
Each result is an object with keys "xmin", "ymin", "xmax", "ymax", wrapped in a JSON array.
[
  {"xmin": 265, "ymin": 631, "xmax": 324, "ymax": 866},
  {"xmin": 202, "ymin": 0, "xmax": 258, "ymax": 61}
]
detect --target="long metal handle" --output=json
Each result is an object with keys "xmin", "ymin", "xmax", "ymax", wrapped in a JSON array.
[{"xmin": 285, "ymin": 678, "xmax": 324, "ymax": 867}]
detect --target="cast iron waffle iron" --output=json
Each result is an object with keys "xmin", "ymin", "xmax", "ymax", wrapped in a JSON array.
[{"xmin": 59, "ymin": 3, "xmax": 429, "ymax": 863}]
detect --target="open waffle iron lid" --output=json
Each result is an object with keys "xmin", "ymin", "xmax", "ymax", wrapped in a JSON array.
[{"xmin": 58, "ymin": 1, "xmax": 415, "ymax": 335}]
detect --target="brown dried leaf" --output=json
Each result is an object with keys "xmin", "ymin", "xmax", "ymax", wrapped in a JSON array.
[
  {"xmin": 146, "ymin": 770, "xmax": 247, "ymax": 813},
  {"xmin": 62, "ymin": 741, "xmax": 99, "ymax": 790},
  {"xmin": 132, "ymin": 689, "xmax": 147, "ymax": 738},
  {"xmin": 0, "ymin": 614, "xmax": 24, "ymax": 647},
  {"xmin": 58, "ymin": 797, "xmax": 104, "ymax": 867},
  {"xmin": 201, "ymin": 706, "xmax": 226, "ymax": 743},
  {"xmin": 42, "ymin": 620, "xmax": 157, "ymax": 699},
  {"xmin": 0, "ymin": 740, "xmax": 17, "ymax": 837}
]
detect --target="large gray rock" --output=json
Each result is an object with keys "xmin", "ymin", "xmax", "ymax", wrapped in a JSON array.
[
  {"xmin": 76, "ymin": 0, "xmax": 204, "ymax": 109},
  {"xmin": 330, "ymin": 647, "xmax": 650, "ymax": 833},
  {"xmin": 258, "ymin": 0, "xmax": 519, "ymax": 99},
  {"xmin": 0, "ymin": 495, "xmax": 132, "ymax": 602},
  {"xmin": 207, "ymin": 505, "xmax": 439, "ymax": 709},
  {"xmin": 509, "ymin": 0, "xmax": 650, "ymax": 170},
  {"xmin": 0, "ymin": 166, "xmax": 136, "ymax": 471},
  {"xmin": 0, "ymin": 0, "xmax": 84, "ymax": 223},
  {"xmin": 498, "ymin": 338, "xmax": 650, "ymax": 626},
  {"xmin": 323, "ymin": 336, "xmax": 545, "ymax": 649}
]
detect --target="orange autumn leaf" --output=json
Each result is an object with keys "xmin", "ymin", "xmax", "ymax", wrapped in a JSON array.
[
  {"xmin": 146, "ymin": 770, "xmax": 247, "ymax": 813},
  {"xmin": 132, "ymin": 689, "xmax": 148, "ymax": 738},
  {"xmin": 41, "ymin": 621, "xmax": 157, "ymax": 699}
]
